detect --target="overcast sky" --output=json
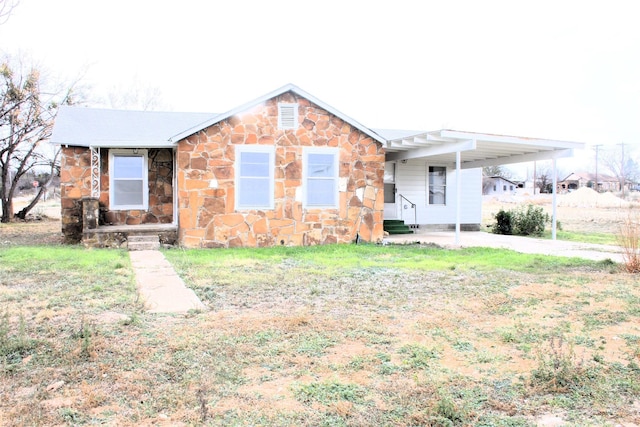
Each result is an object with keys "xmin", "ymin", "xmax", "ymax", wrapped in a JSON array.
[{"xmin": 2, "ymin": 0, "xmax": 639, "ymax": 167}]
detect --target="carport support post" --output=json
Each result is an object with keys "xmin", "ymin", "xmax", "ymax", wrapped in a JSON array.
[
  {"xmin": 552, "ymin": 158, "xmax": 557, "ymax": 240},
  {"xmin": 455, "ymin": 150, "xmax": 461, "ymax": 244}
]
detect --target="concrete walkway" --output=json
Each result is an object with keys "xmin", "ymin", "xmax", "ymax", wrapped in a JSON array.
[
  {"xmin": 384, "ymin": 231, "xmax": 626, "ymax": 263},
  {"xmin": 129, "ymin": 250, "xmax": 206, "ymax": 314}
]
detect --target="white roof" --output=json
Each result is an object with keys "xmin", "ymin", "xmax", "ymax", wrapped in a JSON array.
[
  {"xmin": 383, "ymin": 129, "xmax": 585, "ymax": 168},
  {"xmin": 51, "ymin": 107, "xmax": 215, "ymax": 148}
]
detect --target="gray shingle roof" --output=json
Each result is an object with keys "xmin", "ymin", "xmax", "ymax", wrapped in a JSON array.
[{"xmin": 51, "ymin": 106, "xmax": 216, "ymax": 147}]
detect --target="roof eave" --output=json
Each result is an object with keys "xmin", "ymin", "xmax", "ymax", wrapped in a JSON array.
[{"xmin": 52, "ymin": 140, "xmax": 175, "ymax": 149}]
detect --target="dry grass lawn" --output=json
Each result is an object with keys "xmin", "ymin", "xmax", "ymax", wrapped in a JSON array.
[{"xmin": 1, "ymin": 197, "xmax": 639, "ymax": 426}]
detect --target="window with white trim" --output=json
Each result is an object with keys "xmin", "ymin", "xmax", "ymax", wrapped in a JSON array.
[
  {"xmin": 304, "ymin": 148, "xmax": 338, "ymax": 208},
  {"xmin": 109, "ymin": 150, "xmax": 149, "ymax": 210},
  {"xmin": 428, "ymin": 166, "xmax": 446, "ymax": 205},
  {"xmin": 278, "ymin": 103, "xmax": 298, "ymax": 130},
  {"xmin": 236, "ymin": 146, "xmax": 274, "ymax": 209}
]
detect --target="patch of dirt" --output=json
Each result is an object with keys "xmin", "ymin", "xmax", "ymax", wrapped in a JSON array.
[{"xmin": 0, "ymin": 218, "xmax": 61, "ymax": 246}]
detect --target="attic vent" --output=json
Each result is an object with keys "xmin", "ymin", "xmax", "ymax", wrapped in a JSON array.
[{"xmin": 278, "ymin": 103, "xmax": 298, "ymax": 130}]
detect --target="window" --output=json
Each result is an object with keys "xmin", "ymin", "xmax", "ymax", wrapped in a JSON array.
[
  {"xmin": 109, "ymin": 150, "xmax": 148, "ymax": 210},
  {"xmin": 278, "ymin": 103, "xmax": 298, "ymax": 129},
  {"xmin": 236, "ymin": 146, "xmax": 274, "ymax": 209},
  {"xmin": 428, "ymin": 166, "xmax": 446, "ymax": 205},
  {"xmin": 384, "ymin": 184, "xmax": 396, "ymax": 203},
  {"xmin": 384, "ymin": 162, "xmax": 396, "ymax": 203},
  {"xmin": 384, "ymin": 162, "xmax": 395, "ymax": 183},
  {"xmin": 503, "ymin": 185, "xmax": 507, "ymax": 191},
  {"xmin": 304, "ymin": 148, "xmax": 338, "ymax": 208}
]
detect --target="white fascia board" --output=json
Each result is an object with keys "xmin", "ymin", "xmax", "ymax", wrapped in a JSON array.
[
  {"xmin": 440, "ymin": 130, "xmax": 585, "ymax": 150},
  {"xmin": 386, "ymin": 139, "xmax": 476, "ymax": 162},
  {"xmin": 84, "ymin": 140, "xmax": 175, "ymax": 148},
  {"xmin": 459, "ymin": 148, "xmax": 575, "ymax": 169}
]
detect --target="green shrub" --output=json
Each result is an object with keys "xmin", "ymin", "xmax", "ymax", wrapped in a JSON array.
[
  {"xmin": 492, "ymin": 209, "xmax": 514, "ymax": 235},
  {"xmin": 492, "ymin": 205, "xmax": 549, "ymax": 237},
  {"xmin": 513, "ymin": 205, "xmax": 549, "ymax": 236}
]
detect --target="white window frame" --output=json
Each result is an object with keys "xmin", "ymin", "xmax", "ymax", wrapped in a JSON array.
[
  {"xmin": 278, "ymin": 102, "xmax": 299, "ymax": 130},
  {"xmin": 303, "ymin": 147, "xmax": 339, "ymax": 209},
  {"xmin": 428, "ymin": 165, "xmax": 447, "ymax": 205},
  {"xmin": 235, "ymin": 145, "xmax": 275, "ymax": 210},
  {"xmin": 109, "ymin": 149, "xmax": 149, "ymax": 210}
]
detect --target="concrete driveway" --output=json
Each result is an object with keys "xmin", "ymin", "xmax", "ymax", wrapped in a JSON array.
[{"xmin": 384, "ymin": 231, "xmax": 626, "ymax": 263}]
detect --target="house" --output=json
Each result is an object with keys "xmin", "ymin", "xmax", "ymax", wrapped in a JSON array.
[
  {"xmin": 558, "ymin": 172, "xmax": 621, "ymax": 192},
  {"xmin": 482, "ymin": 176, "xmax": 521, "ymax": 196},
  {"xmin": 51, "ymin": 84, "xmax": 585, "ymax": 248}
]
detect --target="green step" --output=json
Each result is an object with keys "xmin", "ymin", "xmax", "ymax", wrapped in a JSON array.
[
  {"xmin": 386, "ymin": 229, "xmax": 414, "ymax": 235},
  {"xmin": 383, "ymin": 220, "xmax": 414, "ymax": 235}
]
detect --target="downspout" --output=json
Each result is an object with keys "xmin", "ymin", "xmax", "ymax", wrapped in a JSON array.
[{"xmin": 455, "ymin": 150, "xmax": 461, "ymax": 245}]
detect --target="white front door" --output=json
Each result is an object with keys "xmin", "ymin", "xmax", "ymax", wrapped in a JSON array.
[{"xmin": 384, "ymin": 183, "xmax": 398, "ymax": 219}]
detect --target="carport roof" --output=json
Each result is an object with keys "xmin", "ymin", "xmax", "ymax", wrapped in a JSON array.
[{"xmin": 377, "ymin": 129, "xmax": 585, "ymax": 169}]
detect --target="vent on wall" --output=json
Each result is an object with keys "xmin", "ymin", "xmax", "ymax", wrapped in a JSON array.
[{"xmin": 278, "ymin": 103, "xmax": 298, "ymax": 130}]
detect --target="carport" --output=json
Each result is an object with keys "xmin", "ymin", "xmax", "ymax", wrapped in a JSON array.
[{"xmin": 379, "ymin": 129, "xmax": 586, "ymax": 244}]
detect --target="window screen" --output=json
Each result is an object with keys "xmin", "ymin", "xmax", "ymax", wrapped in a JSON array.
[
  {"xmin": 237, "ymin": 149, "xmax": 273, "ymax": 209},
  {"xmin": 111, "ymin": 153, "xmax": 147, "ymax": 209},
  {"xmin": 305, "ymin": 150, "xmax": 337, "ymax": 207}
]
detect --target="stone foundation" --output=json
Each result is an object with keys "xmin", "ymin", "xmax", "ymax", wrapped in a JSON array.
[{"xmin": 82, "ymin": 225, "xmax": 178, "ymax": 249}]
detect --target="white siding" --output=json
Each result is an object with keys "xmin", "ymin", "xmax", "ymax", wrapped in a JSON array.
[{"xmin": 392, "ymin": 160, "xmax": 481, "ymax": 226}]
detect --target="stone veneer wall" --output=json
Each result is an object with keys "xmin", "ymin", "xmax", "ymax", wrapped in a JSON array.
[
  {"xmin": 176, "ymin": 92, "xmax": 385, "ymax": 248},
  {"xmin": 59, "ymin": 147, "xmax": 174, "ymax": 243},
  {"xmin": 60, "ymin": 147, "xmax": 92, "ymax": 243}
]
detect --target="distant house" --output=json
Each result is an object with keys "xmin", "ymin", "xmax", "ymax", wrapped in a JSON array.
[
  {"xmin": 558, "ymin": 172, "xmax": 621, "ymax": 192},
  {"xmin": 483, "ymin": 176, "xmax": 521, "ymax": 195},
  {"xmin": 51, "ymin": 84, "xmax": 584, "ymax": 248}
]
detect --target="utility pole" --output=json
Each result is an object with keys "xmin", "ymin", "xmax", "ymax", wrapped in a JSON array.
[
  {"xmin": 593, "ymin": 144, "xmax": 602, "ymax": 192},
  {"xmin": 618, "ymin": 142, "xmax": 626, "ymax": 197}
]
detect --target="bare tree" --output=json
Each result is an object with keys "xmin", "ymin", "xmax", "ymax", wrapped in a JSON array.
[
  {"xmin": 0, "ymin": 56, "xmax": 76, "ymax": 222},
  {"xmin": 0, "ymin": 0, "xmax": 18, "ymax": 25},
  {"xmin": 482, "ymin": 165, "xmax": 512, "ymax": 178},
  {"xmin": 107, "ymin": 76, "xmax": 167, "ymax": 111},
  {"xmin": 600, "ymin": 143, "xmax": 639, "ymax": 196},
  {"xmin": 532, "ymin": 161, "xmax": 568, "ymax": 194}
]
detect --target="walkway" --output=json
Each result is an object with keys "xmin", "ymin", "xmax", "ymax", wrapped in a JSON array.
[
  {"xmin": 384, "ymin": 231, "xmax": 626, "ymax": 263},
  {"xmin": 129, "ymin": 250, "xmax": 206, "ymax": 314}
]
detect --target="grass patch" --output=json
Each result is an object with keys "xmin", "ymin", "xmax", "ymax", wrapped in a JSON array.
[
  {"xmin": 549, "ymin": 230, "xmax": 619, "ymax": 246},
  {"xmin": 293, "ymin": 380, "xmax": 367, "ymax": 405}
]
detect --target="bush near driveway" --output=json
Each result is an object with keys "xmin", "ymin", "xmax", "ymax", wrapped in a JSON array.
[{"xmin": 492, "ymin": 204, "xmax": 550, "ymax": 237}]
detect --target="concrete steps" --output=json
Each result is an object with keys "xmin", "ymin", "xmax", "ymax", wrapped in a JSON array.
[{"xmin": 128, "ymin": 234, "xmax": 160, "ymax": 251}]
